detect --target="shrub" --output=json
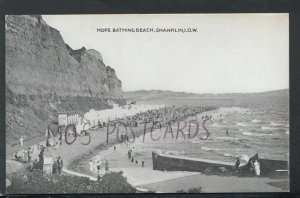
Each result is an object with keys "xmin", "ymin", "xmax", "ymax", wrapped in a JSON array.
[
  {"xmin": 176, "ymin": 186, "xmax": 203, "ymax": 193},
  {"xmin": 7, "ymin": 170, "xmax": 136, "ymax": 194}
]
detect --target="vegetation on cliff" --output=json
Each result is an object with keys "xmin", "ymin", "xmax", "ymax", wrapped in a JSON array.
[{"xmin": 7, "ymin": 170, "xmax": 136, "ymax": 194}]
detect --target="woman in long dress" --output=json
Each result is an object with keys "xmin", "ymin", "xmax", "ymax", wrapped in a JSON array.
[{"xmin": 89, "ymin": 160, "xmax": 94, "ymax": 172}]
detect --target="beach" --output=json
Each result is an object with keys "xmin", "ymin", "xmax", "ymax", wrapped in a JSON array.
[{"xmin": 6, "ymin": 104, "xmax": 289, "ymax": 193}]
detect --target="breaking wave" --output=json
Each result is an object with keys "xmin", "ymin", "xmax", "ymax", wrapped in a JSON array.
[
  {"xmin": 261, "ymin": 126, "xmax": 277, "ymax": 130},
  {"xmin": 251, "ymin": 119, "xmax": 261, "ymax": 123},
  {"xmin": 242, "ymin": 132, "xmax": 271, "ymax": 136},
  {"xmin": 270, "ymin": 122, "xmax": 284, "ymax": 126},
  {"xmin": 235, "ymin": 122, "xmax": 249, "ymax": 127},
  {"xmin": 285, "ymin": 130, "xmax": 289, "ymax": 135},
  {"xmin": 201, "ymin": 146, "xmax": 220, "ymax": 151},
  {"xmin": 223, "ymin": 153, "xmax": 232, "ymax": 157},
  {"xmin": 216, "ymin": 136, "xmax": 239, "ymax": 141}
]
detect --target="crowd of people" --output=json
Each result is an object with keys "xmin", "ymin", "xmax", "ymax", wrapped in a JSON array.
[
  {"xmin": 14, "ymin": 104, "xmax": 218, "ymax": 178},
  {"xmin": 95, "ymin": 105, "xmax": 218, "ymax": 131}
]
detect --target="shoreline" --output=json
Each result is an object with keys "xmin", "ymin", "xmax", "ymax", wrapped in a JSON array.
[
  {"xmin": 67, "ymin": 109, "xmax": 211, "ymax": 172},
  {"xmin": 65, "ymin": 111, "xmax": 288, "ymax": 192},
  {"xmin": 6, "ymin": 106, "xmax": 289, "ymax": 193}
]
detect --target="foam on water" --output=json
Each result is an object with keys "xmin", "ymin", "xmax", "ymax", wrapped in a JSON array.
[
  {"xmin": 270, "ymin": 122, "xmax": 285, "ymax": 126},
  {"xmin": 91, "ymin": 106, "xmax": 289, "ymax": 169},
  {"xmin": 251, "ymin": 119, "xmax": 261, "ymax": 123},
  {"xmin": 201, "ymin": 146, "xmax": 219, "ymax": 151},
  {"xmin": 285, "ymin": 130, "xmax": 289, "ymax": 135},
  {"xmin": 235, "ymin": 122, "xmax": 249, "ymax": 127},
  {"xmin": 238, "ymin": 154, "xmax": 250, "ymax": 163},
  {"xmin": 216, "ymin": 136, "xmax": 239, "ymax": 141},
  {"xmin": 242, "ymin": 131, "xmax": 271, "ymax": 137},
  {"xmin": 223, "ymin": 153, "xmax": 233, "ymax": 157},
  {"xmin": 261, "ymin": 126, "xmax": 277, "ymax": 130}
]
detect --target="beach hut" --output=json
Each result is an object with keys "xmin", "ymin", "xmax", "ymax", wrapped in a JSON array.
[
  {"xmin": 58, "ymin": 111, "xmax": 79, "ymax": 126},
  {"xmin": 43, "ymin": 156, "xmax": 53, "ymax": 175}
]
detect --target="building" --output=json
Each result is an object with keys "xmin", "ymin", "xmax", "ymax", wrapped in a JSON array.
[{"xmin": 58, "ymin": 111, "xmax": 79, "ymax": 126}]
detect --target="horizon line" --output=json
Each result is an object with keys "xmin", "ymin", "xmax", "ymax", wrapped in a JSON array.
[{"xmin": 122, "ymin": 88, "xmax": 289, "ymax": 95}]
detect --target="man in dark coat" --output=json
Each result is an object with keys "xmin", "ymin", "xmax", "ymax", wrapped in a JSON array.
[
  {"xmin": 53, "ymin": 160, "xmax": 58, "ymax": 174},
  {"xmin": 57, "ymin": 156, "xmax": 63, "ymax": 174}
]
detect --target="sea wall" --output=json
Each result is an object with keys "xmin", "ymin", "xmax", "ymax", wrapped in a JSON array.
[
  {"xmin": 152, "ymin": 151, "xmax": 288, "ymax": 176},
  {"xmin": 152, "ymin": 151, "xmax": 233, "ymax": 173}
]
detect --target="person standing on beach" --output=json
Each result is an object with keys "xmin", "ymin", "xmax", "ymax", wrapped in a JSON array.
[
  {"xmin": 253, "ymin": 160, "xmax": 260, "ymax": 176},
  {"xmin": 234, "ymin": 158, "xmax": 240, "ymax": 172},
  {"xmin": 27, "ymin": 148, "xmax": 31, "ymax": 163},
  {"xmin": 19, "ymin": 136, "xmax": 24, "ymax": 148},
  {"xmin": 105, "ymin": 160, "xmax": 109, "ymax": 172},
  {"xmin": 57, "ymin": 156, "xmax": 63, "ymax": 174},
  {"xmin": 89, "ymin": 160, "xmax": 94, "ymax": 172},
  {"xmin": 96, "ymin": 161, "xmax": 101, "ymax": 173},
  {"xmin": 53, "ymin": 160, "xmax": 58, "ymax": 174},
  {"xmin": 46, "ymin": 129, "xmax": 50, "ymax": 147}
]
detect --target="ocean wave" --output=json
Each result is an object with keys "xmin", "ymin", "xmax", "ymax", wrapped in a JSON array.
[
  {"xmin": 242, "ymin": 131, "xmax": 271, "ymax": 136},
  {"xmin": 216, "ymin": 136, "xmax": 239, "ymax": 141},
  {"xmin": 238, "ymin": 154, "xmax": 250, "ymax": 163},
  {"xmin": 201, "ymin": 146, "xmax": 219, "ymax": 151},
  {"xmin": 235, "ymin": 122, "xmax": 249, "ymax": 127},
  {"xmin": 261, "ymin": 126, "xmax": 277, "ymax": 130},
  {"xmin": 251, "ymin": 119, "xmax": 261, "ymax": 123},
  {"xmin": 270, "ymin": 122, "xmax": 285, "ymax": 126},
  {"xmin": 285, "ymin": 130, "xmax": 289, "ymax": 135},
  {"xmin": 223, "ymin": 153, "xmax": 233, "ymax": 157}
]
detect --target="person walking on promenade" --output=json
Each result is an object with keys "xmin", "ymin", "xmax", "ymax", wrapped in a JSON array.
[
  {"xmin": 89, "ymin": 160, "xmax": 94, "ymax": 172},
  {"xmin": 19, "ymin": 136, "xmax": 24, "ymax": 149},
  {"xmin": 27, "ymin": 147, "xmax": 31, "ymax": 163},
  {"xmin": 96, "ymin": 160, "xmax": 101, "ymax": 173},
  {"xmin": 53, "ymin": 159, "xmax": 58, "ymax": 174},
  {"xmin": 57, "ymin": 156, "xmax": 63, "ymax": 174},
  {"xmin": 105, "ymin": 160, "xmax": 109, "ymax": 172}
]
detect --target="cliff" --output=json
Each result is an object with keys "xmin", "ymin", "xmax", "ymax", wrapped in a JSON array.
[{"xmin": 5, "ymin": 15, "xmax": 123, "ymax": 143}]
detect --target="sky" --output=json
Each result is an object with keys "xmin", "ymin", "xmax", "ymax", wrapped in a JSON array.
[{"xmin": 42, "ymin": 14, "xmax": 289, "ymax": 94}]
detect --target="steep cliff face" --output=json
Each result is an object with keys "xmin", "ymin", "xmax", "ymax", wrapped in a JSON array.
[
  {"xmin": 6, "ymin": 15, "xmax": 122, "ymax": 98},
  {"xmin": 5, "ymin": 15, "xmax": 123, "ymax": 143}
]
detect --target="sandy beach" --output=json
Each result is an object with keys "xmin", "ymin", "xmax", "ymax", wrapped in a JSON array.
[{"xmin": 6, "ymin": 106, "xmax": 289, "ymax": 193}]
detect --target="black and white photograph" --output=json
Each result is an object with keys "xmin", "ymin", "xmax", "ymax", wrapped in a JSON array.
[{"xmin": 5, "ymin": 14, "xmax": 289, "ymax": 193}]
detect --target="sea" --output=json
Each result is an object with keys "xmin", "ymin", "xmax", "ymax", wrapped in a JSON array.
[{"xmin": 93, "ymin": 106, "xmax": 289, "ymax": 168}]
